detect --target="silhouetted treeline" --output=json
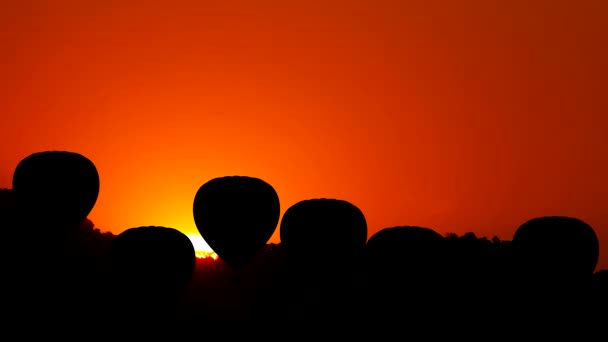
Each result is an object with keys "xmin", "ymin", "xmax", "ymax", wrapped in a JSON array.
[{"xmin": 1, "ymin": 215, "xmax": 607, "ymax": 337}]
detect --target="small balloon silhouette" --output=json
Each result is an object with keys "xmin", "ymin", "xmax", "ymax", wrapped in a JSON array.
[
  {"xmin": 12, "ymin": 151, "xmax": 100, "ymax": 235},
  {"xmin": 111, "ymin": 226, "xmax": 196, "ymax": 301},
  {"xmin": 364, "ymin": 225, "xmax": 447, "ymax": 286},
  {"xmin": 363, "ymin": 225, "xmax": 448, "ymax": 327},
  {"xmin": 512, "ymin": 216, "xmax": 599, "ymax": 279},
  {"xmin": 365, "ymin": 225, "xmax": 444, "ymax": 266},
  {"xmin": 280, "ymin": 198, "xmax": 367, "ymax": 265},
  {"xmin": 193, "ymin": 176, "xmax": 280, "ymax": 271}
]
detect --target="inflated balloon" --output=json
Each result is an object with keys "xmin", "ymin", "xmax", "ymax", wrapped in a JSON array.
[
  {"xmin": 365, "ymin": 225, "xmax": 445, "ymax": 267},
  {"xmin": 193, "ymin": 176, "xmax": 280, "ymax": 271},
  {"xmin": 278, "ymin": 198, "xmax": 367, "ymax": 330},
  {"xmin": 280, "ymin": 198, "xmax": 367, "ymax": 265},
  {"xmin": 12, "ymin": 151, "xmax": 100, "ymax": 234},
  {"xmin": 111, "ymin": 226, "xmax": 196, "ymax": 301},
  {"xmin": 512, "ymin": 216, "xmax": 599, "ymax": 279},
  {"xmin": 365, "ymin": 225, "xmax": 446, "ymax": 285},
  {"xmin": 364, "ymin": 226, "xmax": 447, "ymax": 329}
]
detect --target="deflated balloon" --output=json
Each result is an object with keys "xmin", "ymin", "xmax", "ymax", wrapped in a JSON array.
[
  {"xmin": 512, "ymin": 216, "xmax": 599, "ymax": 279},
  {"xmin": 111, "ymin": 226, "xmax": 196, "ymax": 301},
  {"xmin": 280, "ymin": 198, "xmax": 367, "ymax": 265},
  {"xmin": 12, "ymin": 151, "xmax": 100, "ymax": 233},
  {"xmin": 193, "ymin": 176, "xmax": 280, "ymax": 271}
]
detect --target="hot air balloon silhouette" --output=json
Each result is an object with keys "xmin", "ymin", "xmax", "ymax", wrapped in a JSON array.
[
  {"xmin": 365, "ymin": 225, "xmax": 445, "ymax": 271},
  {"xmin": 277, "ymin": 198, "xmax": 367, "ymax": 332},
  {"xmin": 509, "ymin": 216, "xmax": 600, "ymax": 334},
  {"xmin": 279, "ymin": 198, "xmax": 367, "ymax": 267},
  {"xmin": 511, "ymin": 216, "xmax": 599, "ymax": 283},
  {"xmin": 193, "ymin": 176, "xmax": 280, "ymax": 271},
  {"xmin": 12, "ymin": 151, "xmax": 100, "ymax": 237},
  {"xmin": 110, "ymin": 226, "xmax": 196, "ymax": 316},
  {"xmin": 364, "ymin": 225, "xmax": 447, "ymax": 291},
  {"xmin": 363, "ymin": 226, "xmax": 448, "ymax": 331}
]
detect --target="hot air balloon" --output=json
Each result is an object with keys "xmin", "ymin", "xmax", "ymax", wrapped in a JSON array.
[
  {"xmin": 12, "ymin": 151, "xmax": 100, "ymax": 237},
  {"xmin": 365, "ymin": 225, "xmax": 445, "ymax": 270},
  {"xmin": 110, "ymin": 226, "xmax": 196, "ymax": 309},
  {"xmin": 512, "ymin": 216, "xmax": 599, "ymax": 281},
  {"xmin": 278, "ymin": 198, "xmax": 367, "ymax": 331},
  {"xmin": 364, "ymin": 225, "xmax": 446, "ymax": 289},
  {"xmin": 279, "ymin": 198, "xmax": 367, "ymax": 266},
  {"xmin": 364, "ymin": 226, "xmax": 448, "ymax": 330},
  {"xmin": 509, "ymin": 217, "xmax": 599, "ymax": 333},
  {"xmin": 193, "ymin": 176, "xmax": 280, "ymax": 271},
  {"xmin": 109, "ymin": 226, "xmax": 196, "ymax": 333}
]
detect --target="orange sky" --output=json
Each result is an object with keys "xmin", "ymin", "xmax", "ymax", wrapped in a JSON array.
[{"xmin": 1, "ymin": 0, "xmax": 607, "ymax": 271}]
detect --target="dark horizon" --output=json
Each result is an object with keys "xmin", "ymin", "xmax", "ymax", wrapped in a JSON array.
[
  {"xmin": 1, "ymin": 1, "xmax": 607, "ymax": 336},
  {"xmin": 1, "ymin": 153, "xmax": 606, "ymax": 338}
]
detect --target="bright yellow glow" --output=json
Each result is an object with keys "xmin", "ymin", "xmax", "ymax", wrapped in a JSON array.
[{"xmin": 186, "ymin": 234, "xmax": 218, "ymax": 259}]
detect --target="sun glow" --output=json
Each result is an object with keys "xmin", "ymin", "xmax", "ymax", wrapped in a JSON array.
[{"xmin": 186, "ymin": 234, "xmax": 218, "ymax": 259}]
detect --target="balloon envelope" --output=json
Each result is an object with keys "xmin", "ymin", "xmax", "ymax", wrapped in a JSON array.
[
  {"xmin": 111, "ymin": 226, "xmax": 196, "ymax": 298},
  {"xmin": 512, "ymin": 216, "xmax": 599, "ymax": 278},
  {"xmin": 365, "ymin": 226, "xmax": 444, "ymax": 266},
  {"xmin": 12, "ymin": 151, "xmax": 100, "ymax": 233},
  {"xmin": 364, "ymin": 226, "xmax": 447, "ymax": 322},
  {"xmin": 193, "ymin": 176, "xmax": 280, "ymax": 271},
  {"xmin": 280, "ymin": 198, "xmax": 367, "ymax": 265}
]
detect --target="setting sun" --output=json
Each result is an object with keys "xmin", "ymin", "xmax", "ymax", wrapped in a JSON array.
[{"xmin": 186, "ymin": 234, "xmax": 217, "ymax": 259}]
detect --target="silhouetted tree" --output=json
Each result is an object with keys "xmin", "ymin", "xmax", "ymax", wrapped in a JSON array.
[
  {"xmin": 0, "ymin": 188, "xmax": 16, "ymax": 230},
  {"xmin": 0, "ymin": 188, "xmax": 19, "ymax": 258},
  {"xmin": 441, "ymin": 232, "xmax": 513, "ymax": 336}
]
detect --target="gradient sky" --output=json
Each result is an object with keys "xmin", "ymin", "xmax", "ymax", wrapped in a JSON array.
[{"xmin": 1, "ymin": 0, "xmax": 606, "ymax": 271}]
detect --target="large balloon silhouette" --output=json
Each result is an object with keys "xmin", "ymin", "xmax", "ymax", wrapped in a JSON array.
[
  {"xmin": 12, "ymin": 151, "xmax": 100, "ymax": 235},
  {"xmin": 111, "ymin": 226, "xmax": 196, "ymax": 303},
  {"xmin": 193, "ymin": 176, "xmax": 280, "ymax": 271},
  {"xmin": 280, "ymin": 198, "xmax": 367, "ymax": 265},
  {"xmin": 512, "ymin": 216, "xmax": 599, "ymax": 279}
]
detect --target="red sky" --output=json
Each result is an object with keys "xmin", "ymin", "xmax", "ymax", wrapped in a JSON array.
[{"xmin": 1, "ymin": 0, "xmax": 607, "ymax": 271}]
